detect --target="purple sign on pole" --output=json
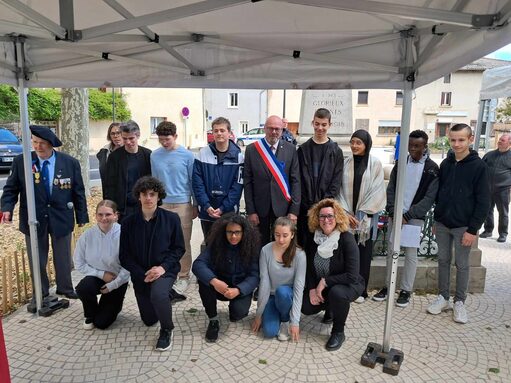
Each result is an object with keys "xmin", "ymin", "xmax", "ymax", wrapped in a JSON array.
[{"xmin": 181, "ymin": 107, "xmax": 190, "ymax": 117}]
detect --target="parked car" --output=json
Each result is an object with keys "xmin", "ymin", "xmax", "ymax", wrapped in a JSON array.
[
  {"xmin": 236, "ymin": 127, "xmax": 265, "ymax": 147},
  {"xmin": 206, "ymin": 130, "xmax": 236, "ymax": 144},
  {"xmin": 0, "ymin": 128, "xmax": 23, "ymax": 170}
]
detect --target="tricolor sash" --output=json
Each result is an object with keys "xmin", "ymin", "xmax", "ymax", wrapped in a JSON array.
[{"xmin": 254, "ymin": 139, "xmax": 291, "ymax": 202}]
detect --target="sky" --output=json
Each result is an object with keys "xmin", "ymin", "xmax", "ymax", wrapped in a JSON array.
[{"xmin": 486, "ymin": 43, "xmax": 511, "ymax": 61}]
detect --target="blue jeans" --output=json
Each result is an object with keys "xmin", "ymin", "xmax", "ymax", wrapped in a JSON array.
[{"xmin": 262, "ymin": 285, "xmax": 293, "ymax": 338}]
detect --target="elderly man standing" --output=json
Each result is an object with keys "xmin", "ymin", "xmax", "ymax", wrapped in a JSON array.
[
  {"xmin": 1, "ymin": 126, "xmax": 88, "ymax": 300},
  {"xmin": 243, "ymin": 115, "xmax": 301, "ymax": 246},
  {"xmin": 104, "ymin": 120, "xmax": 152, "ymax": 222},
  {"xmin": 480, "ymin": 133, "xmax": 511, "ymax": 243}
]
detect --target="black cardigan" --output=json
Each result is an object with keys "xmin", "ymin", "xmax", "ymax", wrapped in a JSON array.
[
  {"xmin": 304, "ymin": 231, "xmax": 365, "ymax": 294},
  {"xmin": 119, "ymin": 207, "xmax": 185, "ymax": 289},
  {"xmin": 103, "ymin": 146, "xmax": 152, "ymax": 214}
]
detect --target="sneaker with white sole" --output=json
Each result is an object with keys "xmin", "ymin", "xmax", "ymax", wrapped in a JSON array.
[
  {"xmin": 155, "ymin": 329, "xmax": 173, "ymax": 351},
  {"xmin": 354, "ymin": 296, "xmax": 365, "ymax": 304},
  {"xmin": 83, "ymin": 318, "xmax": 94, "ymax": 330},
  {"xmin": 395, "ymin": 290, "xmax": 411, "ymax": 308},
  {"xmin": 453, "ymin": 301, "xmax": 468, "ymax": 324},
  {"xmin": 427, "ymin": 295, "xmax": 452, "ymax": 315},
  {"xmin": 173, "ymin": 278, "xmax": 190, "ymax": 295},
  {"xmin": 372, "ymin": 287, "xmax": 388, "ymax": 302},
  {"xmin": 277, "ymin": 322, "xmax": 290, "ymax": 341}
]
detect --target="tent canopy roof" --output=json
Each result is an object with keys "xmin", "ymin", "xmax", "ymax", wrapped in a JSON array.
[
  {"xmin": 1, "ymin": 0, "xmax": 511, "ymax": 89},
  {"xmin": 480, "ymin": 64, "xmax": 511, "ymax": 99}
]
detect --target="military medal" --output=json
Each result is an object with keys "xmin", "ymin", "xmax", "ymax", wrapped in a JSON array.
[
  {"xmin": 34, "ymin": 172, "xmax": 40, "ymax": 184},
  {"xmin": 53, "ymin": 178, "xmax": 59, "ymax": 186}
]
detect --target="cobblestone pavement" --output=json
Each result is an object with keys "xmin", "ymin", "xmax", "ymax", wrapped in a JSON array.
[{"xmin": 3, "ymin": 222, "xmax": 510, "ymax": 383}]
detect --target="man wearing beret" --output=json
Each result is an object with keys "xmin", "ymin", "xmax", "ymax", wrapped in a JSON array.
[{"xmin": 1, "ymin": 125, "xmax": 89, "ymax": 300}]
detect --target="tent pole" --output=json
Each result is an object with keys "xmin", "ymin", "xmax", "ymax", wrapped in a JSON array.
[
  {"xmin": 474, "ymin": 99, "xmax": 486, "ymax": 152},
  {"xmin": 383, "ymin": 82, "xmax": 412, "ymax": 352},
  {"xmin": 15, "ymin": 37, "xmax": 43, "ymax": 313}
]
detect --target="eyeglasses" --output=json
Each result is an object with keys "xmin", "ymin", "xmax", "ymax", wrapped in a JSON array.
[
  {"xmin": 226, "ymin": 230, "xmax": 243, "ymax": 236},
  {"xmin": 319, "ymin": 214, "xmax": 335, "ymax": 221}
]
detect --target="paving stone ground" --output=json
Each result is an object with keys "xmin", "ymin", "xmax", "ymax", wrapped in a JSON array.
[{"xmin": 3, "ymin": 221, "xmax": 511, "ymax": 383}]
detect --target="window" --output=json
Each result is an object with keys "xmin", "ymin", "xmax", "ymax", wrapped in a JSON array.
[
  {"xmin": 239, "ymin": 121, "xmax": 249, "ymax": 133},
  {"xmin": 150, "ymin": 117, "xmax": 166, "ymax": 134},
  {"xmin": 395, "ymin": 91, "xmax": 403, "ymax": 105},
  {"xmin": 355, "ymin": 119, "xmax": 369, "ymax": 131},
  {"xmin": 378, "ymin": 120, "xmax": 400, "ymax": 135},
  {"xmin": 357, "ymin": 91, "xmax": 368, "ymax": 105},
  {"xmin": 228, "ymin": 92, "xmax": 239, "ymax": 108},
  {"xmin": 443, "ymin": 74, "xmax": 451, "ymax": 84},
  {"xmin": 440, "ymin": 92, "xmax": 452, "ymax": 106}
]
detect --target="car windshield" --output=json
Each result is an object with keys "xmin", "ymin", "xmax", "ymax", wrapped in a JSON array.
[{"xmin": 0, "ymin": 129, "xmax": 19, "ymax": 144}]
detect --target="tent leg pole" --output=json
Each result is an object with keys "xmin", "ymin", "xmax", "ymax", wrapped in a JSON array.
[
  {"xmin": 15, "ymin": 38, "xmax": 43, "ymax": 314},
  {"xmin": 473, "ymin": 99, "xmax": 486, "ymax": 151}
]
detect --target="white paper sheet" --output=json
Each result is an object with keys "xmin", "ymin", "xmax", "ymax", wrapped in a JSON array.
[{"xmin": 400, "ymin": 224, "xmax": 422, "ymax": 248}]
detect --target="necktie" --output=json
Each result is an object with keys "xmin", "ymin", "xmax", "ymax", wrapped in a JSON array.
[
  {"xmin": 41, "ymin": 160, "xmax": 51, "ymax": 196},
  {"xmin": 271, "ymin": 145, "xmax": 276, "ymax": 155}
]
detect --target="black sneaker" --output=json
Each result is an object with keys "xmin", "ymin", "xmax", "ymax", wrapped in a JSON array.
[
  {"xmin": 396, "ymin": 290, "xmax": 411, "ymax": 308},
  {"xmin": 497, "ymin": 235, "xmax": 507, "ymax": 243},
  {"xmin": 155, "ymin": 329, "xmax": 173, "ymax": 351},
  {"xmin": 372, "ymin": 287, "xmax": 387, "ymax": 302},
  {"xmin": 169, "ymin": 288, "xmax": 187, "ymax": 304},
  {"xmin": 479, "ymin": 231, "xmax": 492, "ymax": 238},
  {"xmin": 205, "ymin": 320, "xmax": 220, "ymax": 343}
]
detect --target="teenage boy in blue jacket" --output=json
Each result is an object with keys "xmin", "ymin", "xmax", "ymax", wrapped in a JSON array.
[
  {"xmin": 427, "ymin": 124, "xmax": 490, "ymax": 324},
  {"xmin": 193, "ymin": 117, "xmax": 244, "ymax": 240}
]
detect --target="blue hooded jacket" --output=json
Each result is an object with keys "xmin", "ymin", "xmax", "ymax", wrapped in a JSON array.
[{"xmin": 192, "ymin": 140, "xmax": 244, "ymax": 221}]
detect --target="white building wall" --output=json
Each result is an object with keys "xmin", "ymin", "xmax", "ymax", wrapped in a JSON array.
[{"xmin": 123, "ymin": 88, "xmax": 205, "ymax": 150}]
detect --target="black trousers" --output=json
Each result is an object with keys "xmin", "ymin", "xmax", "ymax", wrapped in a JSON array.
[
  {"xmin": 133, "ymin": 277, "xmax": 175, "ymax": 330},
  {"xmin": 301, "ymin": 284, "xmax": 356, "ymax": 333},
  {"xmin": 75, "ymin": 276, "xmax": 128, "ymax": 329},
  {"xmin": 484, "ymin": 187, "xmax": 510, "ymax": 237},
  {"xmin": 356, "ymin": 236, "xmax": 374, "ymax": 298},
  {"xmin": 25, "ymin": 229, "xmax": 73, "ymax": 297},
  {"xmin": 297, "ymin": 209, "xmax": 313, "ymax": 248},
  {"xmin": 198, "ymin": 281, "xmax": 253, "ymax": 322},
  {"xmin": 200, "ymin": 220, "xmax": 215, "ymax": 244},
  {"xmin": 258, "ymin": 210, "xmax": 278, "ymax": 247}
]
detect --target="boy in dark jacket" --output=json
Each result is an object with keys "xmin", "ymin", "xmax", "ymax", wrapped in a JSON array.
[
  {"xmin": 372, "ymin": 130, "xmax": 439, "ymax": 307},
  {"xmin": 297, "ymin": 108, "xmax": 344, "ymax": 248},
  {"xmin": 193, "ymin": 117, "xmax": 244, "ymax": 240},
  {"xmin": 427, "ymin": 124, "xmax": 490, "ymax": 324},
  {"xmin": 120, "ymin": 176, "xmax": 185, "ymax": 351}
]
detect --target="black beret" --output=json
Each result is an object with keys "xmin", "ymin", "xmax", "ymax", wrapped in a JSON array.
[{"xmin": 30, "ymin": 125, "xmax": 62, "ymax": 147}]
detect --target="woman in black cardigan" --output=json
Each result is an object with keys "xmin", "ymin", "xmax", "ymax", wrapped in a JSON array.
[
  {"xmin": 302, "ymin": 198, "xmax": 364, "ymax": 351},
  {"xmin": 120, "ymin": 176, "xmax": 185, "ymax": 352}
]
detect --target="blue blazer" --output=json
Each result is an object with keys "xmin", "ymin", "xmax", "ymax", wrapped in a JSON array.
[{"xmin": 1, "ymin": 151, "xmax": 89, "ymax": 237}]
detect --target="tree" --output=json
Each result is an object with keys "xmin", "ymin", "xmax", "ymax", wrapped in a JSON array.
[
  {"xmin": 0, "ymin": 86, "xmax": 131, "ymax": 122},
  {"xmin": 496, "ymin": 97, "xmax": 511, "ymax": 123}
]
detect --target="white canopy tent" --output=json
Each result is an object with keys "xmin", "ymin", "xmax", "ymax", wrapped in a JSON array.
[
  {"xmin": 475, "ymin": 64, "xmax": 511, "ymax": 150},
  {"xmin": 1, "ymin": 0, "xmax": 511, "ymax": 371},
  {"xmin": 480, "ymin": 64, "xmax": 511, "ymax": 99}
]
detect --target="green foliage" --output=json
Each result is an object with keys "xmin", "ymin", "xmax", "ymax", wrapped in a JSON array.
[
  {"xmin": 496, "ymin": 97, "xmax": 511, "ymax": 122},
  {"xmin": 88, "ymin": 89, "xmax": 130, "ymax": 121},
  {"xmin": 28, "ymin": 88, "xmax": 61, "ymax": 121},
  {"xmin": 0, "ymin": 86, "xmax": 131, "ymax": 122},
  {"xmin": 0, "ymin": 85, "xmax": 20, "ymax": 121},
  {"xmin": 430, "ymin": 136, "xmax": 449, "ymax": 150}
]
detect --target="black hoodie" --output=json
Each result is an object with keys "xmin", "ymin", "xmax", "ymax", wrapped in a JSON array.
[{"xmin": 434, "ymin": 149, "xmax": 490, "ymax": 235}]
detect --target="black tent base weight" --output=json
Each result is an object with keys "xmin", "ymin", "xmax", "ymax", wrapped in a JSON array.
[
  {"xmin": 361, "ymin": 342, "xmax": 404, "ymax": 376},
  {"xmin": 27, "ymin": 295, "xmax": 70, "ymax": 317}
]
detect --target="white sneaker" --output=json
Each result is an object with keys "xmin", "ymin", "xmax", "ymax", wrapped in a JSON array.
[
  {"xmin": 277, "ymin": 322, "xmax": 290, "ymax": 341},
  {"xmin": 83, "ymin": 318, "xmax": 94, "ymax": 330},
  {"xmin": 354, "ymin": 296, "xmax": 365, "ymax": 304},
  {"xmin": 173, "ymin": 278, "xmax": 190, "ymax": 295},
  {"xmin": 453, "ymin": 301, "xmax": 468, "ymax": 324},
  {"xmin": 427, "ymin": 295, "xmax": 452, "ymax": 315}
]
